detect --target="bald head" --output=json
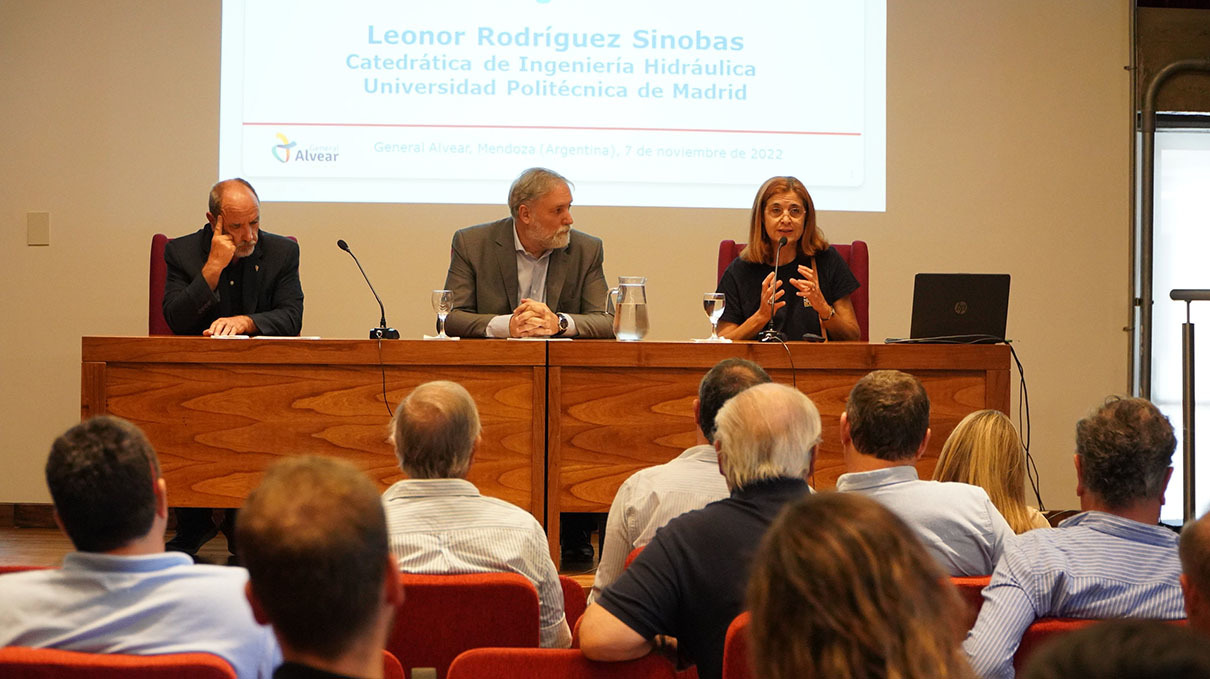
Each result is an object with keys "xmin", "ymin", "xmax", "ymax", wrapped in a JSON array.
[
  {"xmin": 713, "ymin": 382, "xmax": 820, "ymax": 490},
  {"xmin": 392, "ymin": 381, "xmax": 481, "ymax": 479}
]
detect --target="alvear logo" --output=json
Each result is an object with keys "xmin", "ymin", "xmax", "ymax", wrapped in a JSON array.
[{"xmin": 272, "ymin": 133, "xmax": 340, "ymax": 163}]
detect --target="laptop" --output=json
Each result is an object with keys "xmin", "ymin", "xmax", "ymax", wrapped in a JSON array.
[{"xmin": 903, "ymin": 273, "xmax": 1010, "ymax": 343}]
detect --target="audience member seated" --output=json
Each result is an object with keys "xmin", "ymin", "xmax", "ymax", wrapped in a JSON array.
[
  {"xmin": 1018, "ymin": 619, "xmax": 1210, "ymax": 679},
  {"xmin": 1180, "ymin": 510, "xmax": 1210, "ymax": 637},
  {"xmin": 238, "ymin": 456, "xmax": 402, "ymax": 679},
  {"xmin": 383, "ymin": 380, "xmax": 570, "ymax": 648},
  {"xmin": 0, "ymin": 416, "xmax": 279, "ymax": 679},
  {"xmin": 590, "ymin": 358, "xmax": 771, "ymax": 603},
  {"xmin": 934, "ymin": 410, "xmax": 1050, "ymax": 534},
  {"xmin": 579, "ymin": 383, "xmax": 820, "ymax": 679},
  {"xmin": 964, "ymin": 396, "xmax": 1184, "ymax": 679},
  {"xmin": 749, "ymin": 492, "xmax": 974, "ymax": 679},
  {"xmin": 835, "ymin": 370, "xmax": 1013, "ymax": 576}
]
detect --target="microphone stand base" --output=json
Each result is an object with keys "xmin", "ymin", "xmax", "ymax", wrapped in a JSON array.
[
  {"xmin": 370, "ymin": 327, "xmax": 400, "ymax": 340},
  {"xmin": 756, "ymin": 329, "xmax": 788, "ymax": 343}
]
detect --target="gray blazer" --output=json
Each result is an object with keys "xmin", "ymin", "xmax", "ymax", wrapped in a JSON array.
[{"xmin": 443, "ymin": 217, "xmax": 613, "ymax": 338}]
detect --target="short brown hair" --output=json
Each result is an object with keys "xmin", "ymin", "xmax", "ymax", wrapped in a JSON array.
[
  {"xmin": 845, "ymin": 370, "xmax": 930, "ymax": 461},
  {"xmin": 237, "ymin": 456, "xmax": 389, "ymax": 659},
  {"xmin": 45, "ymin": 416, "xmax": 161, "ymax": 552},
  {"xmin": 1075, "ymin": 396, "xmax": 1175, "ymax": 509},
  {"xmin": 739, "ymin": 176, "xmax": 828, "ymax": 265}
]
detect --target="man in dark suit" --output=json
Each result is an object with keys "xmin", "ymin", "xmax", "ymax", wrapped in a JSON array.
[
  {"xmin": 163, "ymin": 178, "xmax": 303, "ymax": 337},
  {"xmin": 443, "ymin": 167, "xmax": 613, "ymax": 339},
  {"xmin": 162, "ymin": 178, "xmax": 304, "ymax": 558}
]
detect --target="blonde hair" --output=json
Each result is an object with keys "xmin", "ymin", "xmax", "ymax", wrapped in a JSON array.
[
  {"xmin": 714, "ymin": 382, "xmax": 820, "ymax": 490},
  {"xmin": 749, "ymin": 492, "xmax": 973, "ymax": 679},
  {"xmin": 933, "ymin": 410, "xmax": 1036, "ymax": 534},
  {"xmin": 739, "ymin": 176, "xmax": 828, "ymax": 265}
]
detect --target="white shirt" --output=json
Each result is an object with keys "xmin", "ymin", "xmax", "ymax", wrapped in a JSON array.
[
  {"xmin": 836, "ymin": 465, "xmax": 1014, "ymax": 576},
  {"xmin": 382, "ymin": 478, "xmax": 571, "ymax": 648},
  {"xmin": 0, "ymin": 551, "xmax": 280, "ymax": 679},
  {"xmin": 590, "ymin": 444, "xmax": 730, "ymax": 603},
  {"xmin": 484, "ymin": 226, "xmax": 578, "ymax": 337}
]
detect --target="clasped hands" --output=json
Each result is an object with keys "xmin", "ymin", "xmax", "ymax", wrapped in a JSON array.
[{"xmin": 509, "ymin": 298, "xmax": 561, "ymax": 337}]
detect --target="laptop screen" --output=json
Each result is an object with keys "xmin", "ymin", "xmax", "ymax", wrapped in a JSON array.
[{"xmin": 909, "ymin": 273, "xmax": 1010, "ymax": 342}]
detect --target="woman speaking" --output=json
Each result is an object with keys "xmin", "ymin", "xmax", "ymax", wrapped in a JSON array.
[{"xmin": 716, "ymin": 176, "xmax": 860, "ymax": 341}]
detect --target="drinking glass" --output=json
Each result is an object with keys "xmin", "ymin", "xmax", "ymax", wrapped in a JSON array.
[
  {"xmin": 703, "ymin": 293, "xmax": 726, "ymax": 341},
  {"xmin": 432, "ymin": 289, "xmax": 453, "ymax": 339}
]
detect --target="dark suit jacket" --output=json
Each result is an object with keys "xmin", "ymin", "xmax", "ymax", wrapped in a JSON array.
[
  {"xmin": 163, "ymin": 225, "xmax": 304, "ymax": 336},
  {"xmin": 443, "ymin": 217, "xmax": 613, "ymax": 338}
]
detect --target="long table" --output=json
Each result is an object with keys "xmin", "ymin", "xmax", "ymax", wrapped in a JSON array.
[{"xmin": 81, "ymin": 337, "xmax": 1010, "ymax": 557}]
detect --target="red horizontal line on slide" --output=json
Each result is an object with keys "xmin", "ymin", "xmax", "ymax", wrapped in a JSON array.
[{"xmin": 244, "ymin": 121, "xmax": 861, "ymax": 136}]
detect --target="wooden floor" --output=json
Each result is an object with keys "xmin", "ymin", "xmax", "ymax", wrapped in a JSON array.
[{"xmin": 0, "ymin": 526, "xmax": 599, "ymax": 592}]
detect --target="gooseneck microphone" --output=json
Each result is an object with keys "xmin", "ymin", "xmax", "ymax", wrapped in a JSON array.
[
  {"xmin": 337, "ymin": 239, "xmax": 400, "ymax": 340},
  {"xmin": 757, "ymin": 237, "xmax": 789, "ymax": 342}
]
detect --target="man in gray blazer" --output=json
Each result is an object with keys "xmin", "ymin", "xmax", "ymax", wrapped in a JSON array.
[{"xmin": 443, "ymin": 167, "xmax": 614, "ymax": 338}]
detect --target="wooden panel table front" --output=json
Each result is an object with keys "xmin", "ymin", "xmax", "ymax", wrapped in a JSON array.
[
  {"xmin": 81, "ymin": 337, "xmax": 546, "ymax": 516},
  {"xmin": 546, "ymin": 341, "xmax": 1011, "ymax": 555}
]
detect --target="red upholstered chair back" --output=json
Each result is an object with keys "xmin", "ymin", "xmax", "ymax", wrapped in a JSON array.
[
  {"xmin": 1010, "ymin": 618, "xmax": 1098, "ymax": 673},
  {"xmin": 0, "ymin": 647, "xmax": 235, "ymax": 679},
  {"xmin": 0, "ymin": 565, "xmax": 53, "ymax": 574},
  {"xmin": 382, "ymin": 650, "xmax": 405, "ymax": 679},
  {"xmin": 149, "ymin": 233, "xmax": 172, "ymax": 335},
  {"xmin": 624, "ymin": 546, "xmax": 644, "ymax": 570},
  {"xmin": 560, "ymin": 575, "xmax": 588, "ymax": 630},
  {"xmin": 149, "ymin": 233, "xmax": 297, "ymax": 335},
  {"xmin": 388, "ymin": 573, "xmax": 541, "ymax": 679},
  {"xmin": 721, "ymin": 612, "xmax": 753, "ymax": 679},
  {"xmin": 716, "ymin": 240, "xmax": 870, "ymax": 341},
  {"xmin": 951, "ymin": 575, "xmax": 991, "ymax": 631},
  {"xmin": 447, "ymin": 648, "xmax": 677, "ymax": 679}
]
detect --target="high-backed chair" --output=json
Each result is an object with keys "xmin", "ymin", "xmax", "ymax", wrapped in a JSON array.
[
  {"xmin": 149, "ymin": 233, "xmax": 172, "ymax": 335},
  {"xmin": 0, "ymin": 565, "xmax": 53, "ymax": 575},
  {"xmin": 447, "ymin": 648, "xmax": 677, "ymax": 679},
  {"xmin": 716, "ymin": 240, "xmax": 870, "ymax": 341},
  {"xmin": 624, "ymin": 546, "xmax": 644, "ymax": 570},
  {"xmin": 382, "ymin": 650, "xmax": 405, "ymax": 679},
  {"xmin": 951, "ymin": 575, "xmax": 991, "ymax": 631},
  {"xmin": 0, "ymin": 647, "xmax": 235, "ymax": 679},
  {"xmin": 560, "ymin": 575, "xmax": 588, "ymax": 630},
  {"xmin": 721, "ymin": 612, "xmax": 752, "ymax": 679},
  {"xmin": 388, "ymin": 573, "xmax": 541, "ymax": 679}
]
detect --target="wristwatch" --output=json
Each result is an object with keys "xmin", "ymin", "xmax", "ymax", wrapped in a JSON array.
[
  {"xmin": 555, "ymin": 313, "xmax": 570, "ymax": 336},
  {"xmin": 819, "ymin": 306, "xmax": 836, "ymax": 322}
]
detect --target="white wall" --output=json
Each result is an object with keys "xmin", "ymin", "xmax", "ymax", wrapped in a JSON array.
[{"xmin": 0, "ymin": 1, "xmax": 1131, "ymax": 508}]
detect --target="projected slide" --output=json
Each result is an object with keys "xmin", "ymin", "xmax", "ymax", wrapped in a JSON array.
[{"xmin": 219, "ymin": 0, "xmax": 885, "ymax": 210}]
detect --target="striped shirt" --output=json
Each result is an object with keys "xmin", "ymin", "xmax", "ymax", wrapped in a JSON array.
[
  {"xmin": 836, "ymin": 466, "xmax": 1014, "ymax": 576},
  {"xmin": 381, "ymin": 478, "xmax": 571, "ymax": 648},
  {"xmin": 590, "ymin": 444, "xmax": 730, "ymax": 603},
  {"xmin": 963, "ymin": 511, "xmax": 1184, "ymax": 679}
]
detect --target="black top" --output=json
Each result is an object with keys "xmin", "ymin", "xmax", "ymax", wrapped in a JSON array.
[
  {"xmin": 273, "ymin": 661, "xmax": 362, "ymax": 679},
  {"xmin": 595, "ymin": 477, "xmax": 811, "ymax": 679},
  {"xmin": 716, "ymin": 246, "xmax": 859, "ymax": 339}
]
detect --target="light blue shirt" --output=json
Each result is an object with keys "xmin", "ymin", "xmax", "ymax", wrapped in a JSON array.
[
  {"xmin": 963, "ymin": 511, "xmax": 1184, "ymax": 679},
  {"xmin": 382, "ymin": 478, "xmax": 571, "ymax": 649},
  {"xmin": 591, "ymin": 444, "xmax": 730, "ymax": 603},
  {"xmin": 835, "ymin": 465, "xmax": 1013, "ymax": 576},
  {"xmin": 0, "ymin": 551, "xmax": 280, "ymax": 679}
]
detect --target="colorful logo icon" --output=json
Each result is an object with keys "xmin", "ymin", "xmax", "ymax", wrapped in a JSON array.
[{"xmin": 272, "ymin": 133, "xmax": 297, "ymax": 163}]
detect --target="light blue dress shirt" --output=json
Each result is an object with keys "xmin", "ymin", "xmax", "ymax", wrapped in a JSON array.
[
  {"xmin": 382, "ymin": 478, "xmax": 571, "ymax": 649},
  {"xmin": 835, "ymin": 465, "xmax": 1014, "ymax": 576},
  {"xmin": 0, "ymin": 551, "xmax": 280, "ymax": 679},
  {"xmin": 590, "ymin": 444, "xmax": 730, "ymax": 603},
  {"xmin": 963, "ymin": 511, "xmax": 1184, "ymax": 679}
]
